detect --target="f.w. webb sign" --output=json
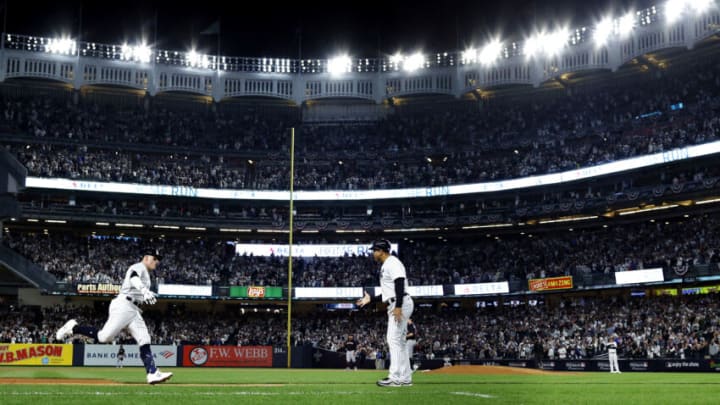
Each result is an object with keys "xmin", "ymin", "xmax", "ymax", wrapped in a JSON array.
[{"xmin": 183, "ymin": 346, "xmax": 272, "ymax": 367}]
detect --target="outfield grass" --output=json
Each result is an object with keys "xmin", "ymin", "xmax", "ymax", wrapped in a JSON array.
[{"xmin": 0, "ymin": 367, "xmax": 718, "ymax": 404}]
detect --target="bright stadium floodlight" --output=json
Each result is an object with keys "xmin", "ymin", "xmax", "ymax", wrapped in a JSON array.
[
  {"xmin": 187, "ymin": 51, "xmax": 195, "ymax": 66},
  {"xmin": 544, "ymin": 28, "xmax": 569, "ymax": 56},
  {"xmin": 523, "ymin": 35, "xmax": 542, "ymax": 58},
  {"xmin": 390, "ymin": 53, "xmax": 404, "ymax": 70},
  {"xmin": 461, "ymin": 47, "xmax": 477, "ymax": 64},
  {"xmin": 665, "ymin": 0, "xmax": 686, "ymax": 23},
  {"xmin": 594, "ymin": 17, "xmax": 614, "ymax": 46},
  {"xmin": 187, "ymin": 50, "xmax": 203, "ymax": 67},
  {"xmin": 525, "ymin": 28, "xmax": 568, "ymax": 58},
  {"xmin": 121, "ymin": 44, "xmax": 133, "ymax": 60},
  {"xmin": 47, "ymin": 37, "xmax": 75, "ymax": 55},
  {"xmin": 690, "ymin": 0, "xmax": 713, "ymax": 14},
  {"xmin": 403, "ymin": 52, "xmax": 425, "ymax": 72},
  {"xmin": 617, "ymin": 13, "xmax": 636, "ymax": 37},
  {"xmin": 133, "ymin": 44, "xmax": 152, "ymax": 63},
  {"xmin": 479, "ymin": 40, "xmax": 502, "ymax": 65},
  {"xmin": 327, "ymin": 54, "xmax": 352, "ymax": 75}
]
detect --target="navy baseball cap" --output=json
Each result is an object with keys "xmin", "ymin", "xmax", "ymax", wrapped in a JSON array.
[
  {"xmin": 143, "ymin": 249, "xmax": 163, "ymax": 261},
  {"xmin": 368, "ymin": 240, "xmax": 392, "ymax": 253}
]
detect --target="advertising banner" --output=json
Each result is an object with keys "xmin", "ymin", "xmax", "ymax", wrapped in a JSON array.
[
  {"xmin": 407, "ymin": 285, "xmax": 444, "ymax": 297},
  {"xmin": 295, "ymin": 287, "xmax": 363, "ymax": 299},
  {"xmin": 362, "ymin": 358, "xmax": 720, "ymax": 372},
  {"xmin": 615, "ymin": 268, "xmax": 664, "ymax": 285},
  {"xmin": 681, "ymin": 285, "xmax": 720, "ymax": 295},
  {"xmin": 529, "ymin": 276, "xmax": 573, "ymax": 292},
  {"xmin": 663, "ymin": 360, "xmax": 703, "ymax": 371},
  {"xmin": 564, "ymin": 361, "xmax": 588, "ymax": 371},
  {"xmin": 182, "ymin": 346, "xmax": 272, "ymax": 367},
  {"xmin": 0, "ymin": 344, "xmax": 73, "ymax": 365},
  {"xmin": 83, "ymin": 345, "xmax": 177, "ymax": 366},
  {"xmin": 453, "ymin": 282, "xmax": 510, "ymax": 296},
  {"xmin": 76, "ymin": 283, "xmax": 121, "ymax": 295},
  {"xmin": 230, "ymin": 286, "xmax": 283, "ymax": 298},
  {"xmin": 653, "ymin": 288, "xmax": 678, "ymax": 296},
  {"xmin": 372, "ymin": 285, "xmax": 444, "ymax": 298},
  {"xmin": 158, "ymin": 284, "xmax": 212, "ymax": 296},
  {"xmin": 627, "ymin": 361, "xmax": 650, "ymax": 371}
]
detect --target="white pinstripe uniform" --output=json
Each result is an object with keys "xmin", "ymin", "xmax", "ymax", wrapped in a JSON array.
[
  {"xmin": 97, "ymin": 262, "xmax": 152, "ymax": 345},
  {"xmin": 608, "ymin": 339, "xmax": 621, "ymax": 373},
  {"xmin": 379, "ymin": 255, "xmax": 414, "ymax": 384}
]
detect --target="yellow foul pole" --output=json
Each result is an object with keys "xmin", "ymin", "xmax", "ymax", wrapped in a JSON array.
[{"xmin": 286, "ymin": 127, "xmax": 295, "ymax": 368}]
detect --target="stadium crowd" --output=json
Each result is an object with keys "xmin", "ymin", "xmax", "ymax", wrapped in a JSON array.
[
  {"xmin": 1, "ymin": 294, "xmax": 719, "ymax": 362},
  {"xmin": 3, "ymin": 214, "xmax": 719, "ymax": 286},
  {"xmin": 3, "ymin": 60, "xmax": 720, "ymax": 189}
]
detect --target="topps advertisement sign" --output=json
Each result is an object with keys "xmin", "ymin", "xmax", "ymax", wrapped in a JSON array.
[
  {"xmin": 229, "ymin": 286, "xmax": 283, "ymax": 299},
  {"xmin": 248, "ymin": 286, "xmax": 265, "ymax": 298}
]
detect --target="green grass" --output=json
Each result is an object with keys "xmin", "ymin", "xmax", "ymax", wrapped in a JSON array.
[{"xmin": 0, "ymin": 367, "xmax": 719, "ymax": 404}]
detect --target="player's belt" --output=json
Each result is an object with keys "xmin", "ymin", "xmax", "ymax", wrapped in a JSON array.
[{"xmin": 386, "ymin": 293, "xmax": 410, "ymax": 304}]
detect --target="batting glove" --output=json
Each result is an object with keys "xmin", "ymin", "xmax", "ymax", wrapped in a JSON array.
[{"xmin": 141, "ymin": 288, "xmax": 157, "ymax": 305}]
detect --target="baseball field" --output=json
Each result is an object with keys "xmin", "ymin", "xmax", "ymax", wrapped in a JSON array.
[{"xmin": 0, "ymin": 365, "xmax": 718, "ymax": 404}]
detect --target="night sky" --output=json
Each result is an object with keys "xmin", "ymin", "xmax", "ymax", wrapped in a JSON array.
[{"xmin": 4, "ymin": 0, "xmax": 648, "ymax": 58}]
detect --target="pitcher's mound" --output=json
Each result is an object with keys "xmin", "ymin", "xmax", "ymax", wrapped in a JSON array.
[{"xmin": 428, "ymin": 365, "xmax": 573, "ymax": 376}]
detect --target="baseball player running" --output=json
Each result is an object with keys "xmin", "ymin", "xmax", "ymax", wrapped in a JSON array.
[
  {"xmin": 55, "ymin": 250, "xmax": 173, "ymax": 384},
  {"xmin": 357, "ymin": 240, "xmax": 414, "ymax": 387}
]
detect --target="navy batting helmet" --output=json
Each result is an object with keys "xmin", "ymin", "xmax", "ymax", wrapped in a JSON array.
[
  {"xmin": 142, "ymin": 249, "xmax": 163, "ymax": 261},
  {"xmin": 368, "ymin": 239, "xmax": 392, "ymax": 253}
]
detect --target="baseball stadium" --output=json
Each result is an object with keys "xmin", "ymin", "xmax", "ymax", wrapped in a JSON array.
[{"xmin": 1, "ymin": 0, "xmax": 720, "ymax": 403}]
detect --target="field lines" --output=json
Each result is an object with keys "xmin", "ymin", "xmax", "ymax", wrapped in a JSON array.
[{"xmin": 0, "ymin": 367, "xmax": 719, "ymax": 404}]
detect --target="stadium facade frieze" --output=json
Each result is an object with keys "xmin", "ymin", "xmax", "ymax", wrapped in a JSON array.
[{"xmin": 0, "ymin": 6, "xmax": 717, "ymax": 103}]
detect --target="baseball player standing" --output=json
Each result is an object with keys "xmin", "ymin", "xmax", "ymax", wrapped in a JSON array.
[
  {"xmin": 357, "ymin": 240, "xmax": 414, "ymax": 387},
  {"xmin": 608, "ymin": 334, "xmax": 621, "ymax": 374},
  {"xmin": 55, "ymin": 250, "xmax": 173, "ymax": 384},
  {"xmin": 117, "ymin": 344, "xmax": 125, "ymax": 368},
  {"xmin": 406, "ymin": 318, "xmax": 419, "ymax": 371},
  {"xmin": 344, "ymin": 335, "xmax": 358, "ymax": 370}
]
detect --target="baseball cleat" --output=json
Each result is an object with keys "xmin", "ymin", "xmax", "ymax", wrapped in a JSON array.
[
  {"xmin": 55, "ymin": 319, "xmax": 78, "ymax": 341},
  {"xmin": 147, "ymin": 370, "xmax": 173, "ymax": 385},
  {"xmin": 376, "ymin": 378, "xmax": 405, "ymax": 387}
]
